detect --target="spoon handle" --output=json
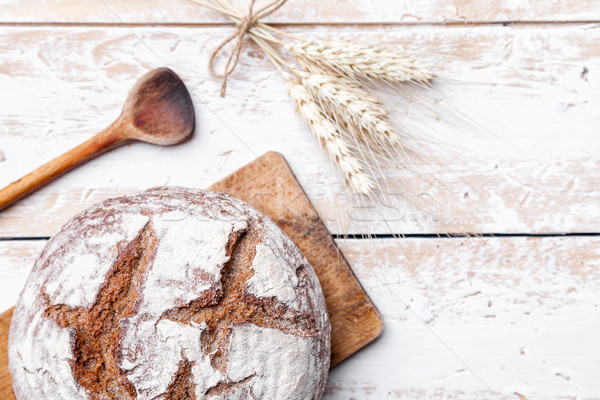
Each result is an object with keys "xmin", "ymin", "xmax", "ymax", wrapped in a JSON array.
[{"xmin": 0, "ymin": 124, "xmax": 126, "ymax": 212}]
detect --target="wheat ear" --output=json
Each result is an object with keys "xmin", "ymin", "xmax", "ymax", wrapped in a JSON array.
[
  {"xmin": 287, "ymin": 40, "xmax": 435, "ymax": 85},
  {"xmin": 297, "ymin": 71, "xmax": 405, "ymax": 161},
  {"xmin": 285, "ymin": 76, "xmax": 375, "ymax": 195}
]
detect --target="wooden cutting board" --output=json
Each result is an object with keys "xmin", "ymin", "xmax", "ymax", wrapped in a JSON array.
[{"xmin": 0, "ymin": 151, "xmax": 383, "ymax": 398}]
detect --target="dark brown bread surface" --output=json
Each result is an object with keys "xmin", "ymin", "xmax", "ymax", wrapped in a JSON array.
[
  {"xmin": 9, "ymin": 187, "xmax": 330, "ymax": 400},
  {"xmin": 43, "ymin": 221, "xmax": 159, "ymax": 399}
]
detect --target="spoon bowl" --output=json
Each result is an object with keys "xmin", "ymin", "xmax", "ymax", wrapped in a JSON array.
[{"xmin": 125, "ymin": 67, "xmax": 195, "ymax": 146}]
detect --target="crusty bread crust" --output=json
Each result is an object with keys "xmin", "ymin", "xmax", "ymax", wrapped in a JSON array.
[{"xmin": 9, "ymin": 187, "xmax": 331, "ymax": 399}]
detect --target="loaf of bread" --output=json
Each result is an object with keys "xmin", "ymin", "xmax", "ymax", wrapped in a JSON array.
[{"xmin": 9, "ymin": 187, "xmax": 331, "ymax": 399}]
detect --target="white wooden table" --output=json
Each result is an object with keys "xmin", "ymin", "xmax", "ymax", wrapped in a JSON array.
[{"xmin": 1, "ymin": 1, "xmax": 600, "ymax": 398}]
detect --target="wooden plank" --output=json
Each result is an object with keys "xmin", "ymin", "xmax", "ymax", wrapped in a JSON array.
[
  {"xmin": 0, "ymin": 25, "xmax": 599, "ymax": 236},
  {"xmin": 2, "ymin": 235, "xmax": 600, "ymax": 398},
  {"xmin": 0, "ymin": 241, "xmax": 42, "ymax": 312},
  {"xmin": 0, "ymin": 152, "xmax": 382, "ymax": 399},
  {"xmin": 0, "ymin": 0, "xmax": 598, "ymax": 24},
  {"xmin": 333, "ymin": 236, "xmax": 600, "ymax": 399}
]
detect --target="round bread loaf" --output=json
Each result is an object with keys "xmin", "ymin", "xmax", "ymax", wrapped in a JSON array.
[{"xmin": 9, "ymin": 187, "xmax": 331, "ymax": 399}]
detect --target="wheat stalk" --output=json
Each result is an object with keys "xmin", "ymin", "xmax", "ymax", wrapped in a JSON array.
[
  {"xmin": 285, "ymin": 76, "xmax": 375, "ymax": 195},
  {"xmin": 287, "ymin": 40, "xmax": 435, "ymax": 85}
]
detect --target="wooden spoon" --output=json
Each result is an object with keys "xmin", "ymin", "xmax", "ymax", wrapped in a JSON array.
[{"xmin": 0, "ymin": 67, "xmax": 195, "ymax": 211}]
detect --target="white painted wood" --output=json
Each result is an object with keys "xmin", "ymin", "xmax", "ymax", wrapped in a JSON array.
[
  {"xmin": 0, "ymin": 0, "xmax": 598, "ymax": 24},
  {"xmin": 1, "ymin": 25, "xmax": 599, "ymax": 236},
  {"xmin": 0, "ymin": 241, "xmax": 43, "ymax": 312},
  {"xmin": 2, "ymin": 236, "xmax": 600, "ymax": 398},
  {"xmin": 334, "ymin": 237, "xmax": 600, "ymax": 399}
]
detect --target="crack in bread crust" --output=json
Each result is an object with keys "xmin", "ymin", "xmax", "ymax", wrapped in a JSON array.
[
  {"xmin": 152, "ymin": 355, "xmax": 196, "ymax": 400},
  {"xmin": 43, "ymin": 221, "xmax": 158, "ymax": 400},
  {"xmin": 204, "ymin": 374, "xmax": 256, "ymax": 397},
  {"xmin": 160, "ymin": 225, "xmax": 318, "ymax": 396}
]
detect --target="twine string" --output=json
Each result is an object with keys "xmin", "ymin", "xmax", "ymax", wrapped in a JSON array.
[{"xmin": 209, "ymin": 0, "xmax": 287, "ymax": 96}]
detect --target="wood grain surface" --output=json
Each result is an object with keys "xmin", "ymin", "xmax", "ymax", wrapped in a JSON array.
[
  {"xmin": 0, "ymin": 0, "xmax": 598, "ymax": 23},
  {"xmin": 0, "ymin": 151, "xmax": 382, "ymax": 399},
  {"xmin": 0, "ymin": 310, "xmax": 12, "ymax": 399},
  {"xmin": 0, "ymin": 25, "xmax": 599, "ymax": 236}
]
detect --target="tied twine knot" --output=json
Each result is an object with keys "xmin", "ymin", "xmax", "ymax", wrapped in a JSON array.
[{"xmin": 209, "ymin": 0, "xmax": 287, "ymax": 97}]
